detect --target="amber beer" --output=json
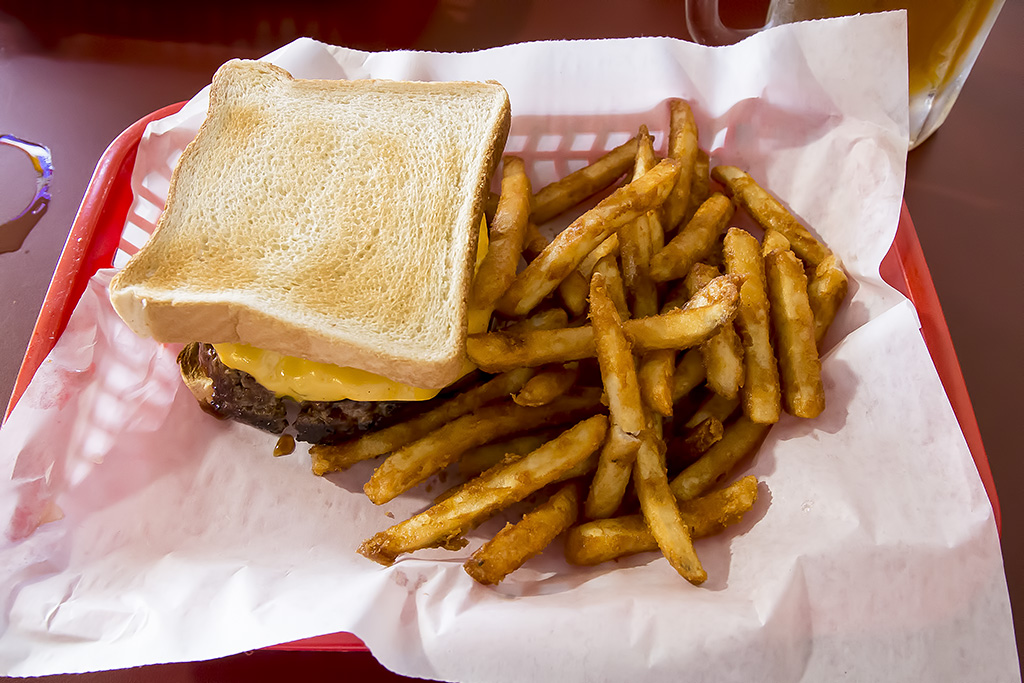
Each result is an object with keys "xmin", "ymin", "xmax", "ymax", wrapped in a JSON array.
[{"xmin": 684, "ymin": 0, "xmax": 1005, "ymax": 146}]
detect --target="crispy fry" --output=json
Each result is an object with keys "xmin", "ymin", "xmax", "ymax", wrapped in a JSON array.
[
  {"xmin": 578, "ymin": 234, "xmax": 620, "ymax": 280},
  {"xmin": 633, "ymin": 126, "xmax": 657, "ymax": 178},
  {"xmin": 684, "ymin": 392, "xmax": 740, "ymax": 429},
  {"xmin": 620, "ymin": 127, "xmax": 658, "ymax": 296},
  {"xmin": 638, "ymin": 351, "xmax": 675, "ymax": 418},
  {"xmin": 467, "ymin": 325, "xmax": 594, "ymax": 371},
  {"xmin": 723, "ymin": 227, "xmax": 781, "ymax": 424},
  {"xmin": 557, "ymin": 272, "xmax": 590, "ymax": 317},
  {"xmin": 620, "ymin": 274, "xmax": 739, "ymax": 354},
  {"xmin": 465, "ymin": 483, "xmax": 581, "ymax": 584},
  {"xmin": 364, "ymin": 389, "xmax": 602, "ymax": 504},
  {"xmin": 671, "ymin": 348, "xmax": 708, "ymax": 403},
  {"xmin": 670, "ymin": 417, "xmax": 770, "ymax": 502},
  {"xmin": 458, "ymin": 432, "xmax": 558, "ymax": 477},
  {"xmin": 761, "ymin": 229, "xmax": 791, "ymax": 255},
  {"xmin": 592, "ymin": 253, "xmax": 630, "ymax": 320},
  {"xmin": 649, "ymin": 193, "xmax": 734, "ymax": 282},
  {"xmin": 685, "ymin": 263, "xmax": 745, "ymax": 400},
  {"xmin": 765, "ymin": 248, "xmax": 825, "ymax": 418},
  {"xmin": 584, "ymin": 272, "xmax": 645, "ymax": 518},
  {"xmin": 513, "ymin": 362, "xmax": 580, "ymax": 407},
  {"xmin": 444, "ymin": 446, "xmax": 597, "ymax": 504},
  {"xmin": 807, "ymin": 253, "xmax": 849, "ymax": 347},
  {"xmin": 637, "ymin": 289, "xmax": 689, "ymax": 417},
  {"xmin": 502, "ymin": 307, "xmax": 569, "ymax": 333},
  {"xmin": 497, "ymin": 158, "xmax": 682, "ymax": 317},
  {"xmin": 629, "ymin": 263, "xmax": 660, "ymax": 319},
  {"xmin": 467, "ymin": 275, "xmax": 739, "ymax": 372},
  {"xmin": 523, "ymin": 221, "xmax": 548, "ymax": 258},
  {"xmin": 483, "ymin": 191, "xmax": 499, "ymax": 224},
  {"xmin": 634, "ymin": 414, "xmax": 706, "ymax": 584},
  {"xmin": 310, "ymin": 368, "xmax": 536, "ymax": 474},
  {"xmin": 585, "ymin": 427, "xmax": 642, "ymax": 519},
  {"xmin": 661, "ymin": 99, "xmax": 699, "ymax": 232},
  {"xmin": 712, "ymin": 165, "xmax": 832, "ymax": 268},
  {"xmin": 359, "ymin": 414, "xmax": 609, "ymax": 565},
  {"xmin": 679, "ymin": 416, "xmax": 725, "ymax": 459},
  {"xmin": 524, "ymin": 223, "xmax": 590, "ymax": 317},
  {"xmin": 565, "ymin": 475, "xmax": 758, "ymax": 565},
  {"xmin": 471, "ymin": 156, "xmax": 532, "ymax": 310},
  {"xmin": 531, "ymin": 137, "xmax": 639, "ymax": 225},
  {"xmin": 683, "ymin": 148, "xmax": 711, "ymax": 226}
]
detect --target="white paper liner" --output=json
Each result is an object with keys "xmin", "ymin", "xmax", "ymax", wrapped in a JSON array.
[{"xmin": 1, "ymin": 14, "xmax": 1019, "ymax": 682}]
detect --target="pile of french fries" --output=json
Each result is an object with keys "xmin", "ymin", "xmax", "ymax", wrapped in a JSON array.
[{"xmin": 309, "ymin": 99, "xmax": 849, "ymax": 586}]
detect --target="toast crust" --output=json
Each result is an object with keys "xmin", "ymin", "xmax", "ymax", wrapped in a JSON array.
[{"xmin": 110, "ymin": 60, "xmax": 510, "ymax": 389}]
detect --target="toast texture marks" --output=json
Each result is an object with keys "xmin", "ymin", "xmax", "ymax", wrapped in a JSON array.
[{"xmin": 110, "ymin": 60, "xmax": 510, "ymax": 389}]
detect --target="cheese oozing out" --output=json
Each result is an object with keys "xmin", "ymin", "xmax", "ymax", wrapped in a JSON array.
[{"xmin": 213, "ymin": 216, "xmax": 492, "ymax": 403}]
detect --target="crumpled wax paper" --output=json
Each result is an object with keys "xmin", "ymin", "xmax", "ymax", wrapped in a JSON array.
[{"xmin": 1, "ymin": 13, "xmax": 1019, "ymax": 682}]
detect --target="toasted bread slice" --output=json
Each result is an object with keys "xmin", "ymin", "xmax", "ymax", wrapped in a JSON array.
[{"xmin": 110, "ymin": 60, "xmax": 510, "ymax": 389}]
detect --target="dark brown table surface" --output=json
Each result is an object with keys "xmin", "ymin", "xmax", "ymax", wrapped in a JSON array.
[{"xmin": 1, "ymin": 1, "xmax": 1021, "ymax": 680}]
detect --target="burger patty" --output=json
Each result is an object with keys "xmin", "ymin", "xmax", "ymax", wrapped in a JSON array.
[{"xmin": 194, "ymin": 343, "xmax": 416, "ymax": 444}]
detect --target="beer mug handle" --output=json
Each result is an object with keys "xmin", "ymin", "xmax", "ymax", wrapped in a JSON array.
[{"xmin": 684, "ymin": 0, "xmax": 769, "ymax": 46}]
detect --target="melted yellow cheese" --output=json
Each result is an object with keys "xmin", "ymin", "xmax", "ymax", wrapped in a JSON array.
[{"xmin": 214, "ymin": 216, "xmax": 492, "ymax": 403}]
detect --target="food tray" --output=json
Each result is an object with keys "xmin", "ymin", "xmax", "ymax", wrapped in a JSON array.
[{"xmin": 2, "ymin": 103, "xmax": 1000, "ymax": 653}]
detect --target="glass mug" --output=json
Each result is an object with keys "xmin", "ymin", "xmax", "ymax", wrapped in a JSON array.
[{"xmin": 684, "ymin": 0, "xmax": 1006, "ymax": 148}]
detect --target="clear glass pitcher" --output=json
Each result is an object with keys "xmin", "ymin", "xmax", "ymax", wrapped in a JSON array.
[{"xmin": 684, "ymin": 0, "xmax": 1005, "ymax": 148}]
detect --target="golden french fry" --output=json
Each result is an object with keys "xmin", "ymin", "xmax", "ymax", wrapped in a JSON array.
[
  {"xmin": 467, "ymin": 325, "xmax": 594, "ymax": 371},
  {"xmin": 585, "ymin": 427, "xmax": 642, "ymax": 519},
  {"xmin": 457, "ymin": 431, "xmax": 561, "ymax": 478},
  {"xmin": 513, "ymin": 362, "xmax": 580, "ymax": 407},
  {"xmin": 670, "ymin": 417, "xmax": 770, "ymax": 502},
  {"xmin": 359, "ymin": 414, "xmax": 609, "ymax": 566},
  {"xmin": 683, "ymin": 148, "xmax": 711, "ymax": 226},
  {"xmin": 671, "ymin": 348, "xmax": 707, "ymax": 403},
  {"xmin": 457, "ymin": 432, "xmax": 558, "ymax": 478},
  {"xmin": 578, "ymin": 234, "xmax": 620, "ymax": 280},
  {"xmin": 564, "ymin": 475, "xmax": 758, "ymax": 565},
  {"xmin": 497, "ymin": 158, "xmax": 682, "ymax": 317},
  {"xmin": 557, "ymin": 272, "xmax": 590, "ymax": 317},
  {"xmin": 464, "ymin": 482, "xmax": 581, "ymax": 585},
  {"xmin": 592, "ymin": 253, "xmax": 630, "ymax": 320},
  {"xmin": 724, "ymin": 227, "xmax": 781, "ymax": 424},
  {"xmin": 310, "ymin": 367, "xmax": 536, "ymax": 474},
  {"xmin": 531, "ymin": 137, "xmax": 640, "ymax": 225},
  {"xmin": 684, "ymin": 392, "xmax": 740, "ymax": 429},
  {"xmin": 633, "ymin": 125, "xmax": 658, "ymax": 179},
  {"xmin": 649, "ymin": 193, "xmax": 735, "ymax": 282},
  {"xmin": 468, "ymin": 275, "xmax": 739, "ymax": 372},
  {"xmin": 808, "ymin": 253, "xmax": 849, "ymax": 347},
  {"xmin": 502, "ymin": 307, "xmax": 569, "ymax": 334},
  {"xmin": 636, "ymin": 288, "xmax": 689, "ymax": 417},
  {"xmin": 765, "ymin": 248, "xmax": 825, "ymax": 418},
  {"xmin": 443, "ymin": 445, "xmax": 597, "ymax": 505},
  {"xmin": 524, "ymin": 222, "xmax": 590, "ymax": 317},
  {"xmin": 583, "ymin": 272, "xmax": 646, "ymax": 518},
  {"xmin": 621, "ymin": 274, "xmax": 739, "ymax": 354},
  {"xmin": 679, "ymin": 416, "xmax": 725, "ymax": 460},
  {"xmin": 523, "ymin": 221, "xmax": 549, "ymax": 259},
  {"xmin": 712, "ymin": 165, "xmax": 832, "ymax": 268},
  {"xmin": 484, "ymin": 191, "xmax": 499, "ymax": 224},
  {"xmin": 619, "ymin": 127, "xmax": 658, "ymax": 297},
  {"xmin": 471, "ymin": 156, "xmax": 532, "ymax": 310},
  {"xmin": 661, "ymin": 99, "xmax": 699, "ymax": 232},
  {"xmin": 638, "ymin": 350, "xmax": 675, "ymax": 418},
  {"xmin": 364, "ymin": 389, "xmax": 602, "ymax": 505},
  {"xmin": 686, "ymin": 263, "xmax": 745, "ymax": 400},
  {"xmin": 761, "ymin": 229, "xmax": 791, "ymax": 255},
  {"xmin": 634, "ymin": 414, "xmax": 706, "ymax": 584}
]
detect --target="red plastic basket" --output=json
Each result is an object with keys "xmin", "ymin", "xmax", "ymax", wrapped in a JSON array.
[{"xmin": 2, "ymin": 103, "xmax": 1000, "ymax": 651}]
